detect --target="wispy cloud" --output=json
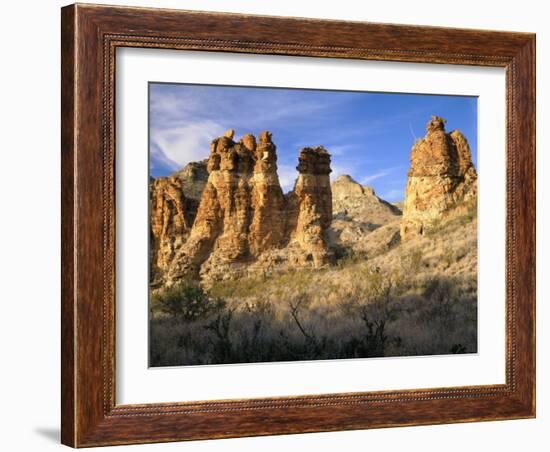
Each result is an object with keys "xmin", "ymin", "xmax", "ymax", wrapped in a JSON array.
[
  {"xmin": 148, "ymin": 83, "xmax": 477, "ymax": 204},
  {"xmin": 330, "ymin": 163, "xmax": 356, "ymax": 181},
  {"xmin": 361, "ymin": 170, "xmax": 392, "ymax": 184},
  {"xmin": 149, "ymin": 84, "xmax": 352, "ymax": 170},
  {"xmin": 150, "ymin": 120, "xmax": 224, "ymax": 170},
  {"xmin": 150, "ymin": 90, "xmax": 204, "ymax": 119},
  {"xmin": 328, "ymin": 144, "xmax": 359, "ymax": 156},
  {"xmin": 360, "ymin": 166, "xmax": 404, "ymax": 185},
  {"xmin": 380, "ymin": 188, "xmax": 405, "ymax": 202},
  {"xmin": 150, "ymin": 84, "xmax": 346, "ymax": 129}
]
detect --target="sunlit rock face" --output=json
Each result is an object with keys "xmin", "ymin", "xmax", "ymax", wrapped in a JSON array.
[
  {"xmin": 286, "ymin": 146, "xmax": 333, "ymax": 267},
  {"xmin": 328, "ymin": 174, "xmax": 402, "ymax": 254},
  {"xmin": 248, "ymin": 131, "xmax": 287, "ymax": 257},
  {"xmin": 331, "ymin": 174, "xmax": 401, "ymax": 225},
  {"xmin": 149, "ymin": 160, "xmax": 208, "ymax": 287},
  {"xmin": 401, "ymin": 116, "xmax": 477, "ymax": 240}
]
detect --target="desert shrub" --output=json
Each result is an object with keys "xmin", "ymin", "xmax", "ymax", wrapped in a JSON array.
[
  {"xmin": 421, "ymin": 277, "xmax": 455, "ymax": 324},
  {"xmin": 272, "ymin": 268, "xmax": 320, "ymax": 296},
  {"xmin": 400, "ymin": 248, "xmax": 423, "ymax": 273},
  {"xmin": 338, "ymin": 270, "xmax": 403, "ymax": 357},
  {"xmin": 285, "ymin": 292, "xmax": 328, "ymax": 358},
  {"xmin": 331, "ymin": 244, "xmax": 368, "ymax": 267},
  {"xmin": 381, "ymin": 276, "xmax": 477, "ymax": 356},
  {"xmin": 427, "ymin": 200, "xmax": 477, "ymax": 236},
  {"xmin": 149, "ymin": 263, "xmax": 477, "ymax": 366},
  {"xmin": 342, "ymin": 300, "xmax": 392, "ymax": 357},
  {"xmin": 209, "ymin": 275, "xmax": 263, "ymax": 299},
  {"xmin": 445, "ymin": 212, "xmax": 476, "ymax": 230},
  {"xmin": 242, "ymin": 298, "xmax": 274, "ymax": 317},
  {"xmin": 460, "ymin": 198, "xmax": 478, "ymax": 223},
  {"xmin": 151, "ymin": 282, "xmax": 225, "ymax": 321},
  {"xmin": 441, "ymin": 246, "xmax": 456, "ymax": 269},
  {"xmin": 331, "ymin": 243, "xmax": 352, "ymax": 261},
  {"xmin": 204, "ymin": 310, "xmax": 235, "ymax": 363}
]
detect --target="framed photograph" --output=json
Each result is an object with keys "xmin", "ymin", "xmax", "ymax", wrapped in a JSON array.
[{"xmin": 61, "ymin": 3, "xmax": 535, "ymax": 447}]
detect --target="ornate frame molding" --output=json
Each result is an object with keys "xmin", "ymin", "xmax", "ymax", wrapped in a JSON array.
[{"xmin": 62, "ymin": 4, "xmax": 535, "ymax": 447}]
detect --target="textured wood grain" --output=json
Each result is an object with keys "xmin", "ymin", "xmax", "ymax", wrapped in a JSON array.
[
  {"xmin": 61, "ymin": 5, "xmax": 76, "ymax": 447},
  {"xmin": 61, "ymin": 3, "xmax": 536, "ymax": 447}
]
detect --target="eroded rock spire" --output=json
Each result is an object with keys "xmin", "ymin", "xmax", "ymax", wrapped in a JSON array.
[
  {"xmin": 286, "ymin": 146, "xmax": 333, "ymax": 267},
  {"xmin": 401, "ymin": 116, "xmax": 477, "ymax": 240}
]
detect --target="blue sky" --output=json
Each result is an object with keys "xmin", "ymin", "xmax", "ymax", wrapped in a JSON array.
[{"xmin": 149, "ymin": 83, "xmax": 477, "ymax": 202}]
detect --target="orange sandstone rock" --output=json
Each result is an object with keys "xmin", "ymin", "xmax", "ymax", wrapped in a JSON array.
[{"xmin": 401, "ymin": 116, "xmax": 477, "ymax": 240}]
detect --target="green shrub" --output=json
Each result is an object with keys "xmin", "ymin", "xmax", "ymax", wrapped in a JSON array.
[
  {"xmin": 151, "ymin": 282, "xmax": 225, "ymax": 321},
  {"xmin": 333, "ymin": 246, "xmax": 369, "ymax": 268}
]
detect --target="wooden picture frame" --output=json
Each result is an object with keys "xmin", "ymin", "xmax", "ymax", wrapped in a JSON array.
[{"xmin": 61, "ymin": 3, "xmax": 535, "ymax": 447}]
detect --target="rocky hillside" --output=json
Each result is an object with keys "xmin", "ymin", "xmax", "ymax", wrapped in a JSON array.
[
  {"xmin": 329, "ymin": 175, "xmax": 401, "ymax": 255},
  {"xmin": 332, "ymin": 174, "xmax": 401, "ymax": 222},
  {"xmin": 150, "ymin": 116, "xmax": 477, "ymax": 290},
  {"xmin": 149, "ymin": 161, "xmax": 208, "ymax": 284}
]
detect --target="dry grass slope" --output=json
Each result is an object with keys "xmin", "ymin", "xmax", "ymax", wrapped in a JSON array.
[{"xmin": 150, "ymin": 203, "xmax": 477, "ymax": 366}]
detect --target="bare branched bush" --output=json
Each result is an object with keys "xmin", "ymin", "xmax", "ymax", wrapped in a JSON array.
[
  {"xmin": 204, "ymin": 309, "xmax": 234, "ymax": 363},
  {"xmin": 340, "ymin": 270, "xmax": 401, "ymax": 357}
]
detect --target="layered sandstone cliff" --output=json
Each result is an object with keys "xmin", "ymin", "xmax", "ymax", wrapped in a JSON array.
[
  {"xmin": 158, "ymin": 130, "xmax": 333, "ymax": 285},
  {"xmin": 149, "ymin": 160, "xmax": 208, "ymax": 286},
  {"xmin": 401, "ymin": 116, "xmax": 477, "ymax": 240}
]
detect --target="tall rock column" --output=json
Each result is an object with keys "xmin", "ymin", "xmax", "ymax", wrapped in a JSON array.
[
  {"xmin": 209, "ymin": 130, "xmax": 254, "ymax": 261},
  {"xmin": 289, "ymin": 146, "xmax": 333, "ymax": 267},
  {"xmin": 401, "ymin": 116, "xmax": 477, "ymax": 240},
  {"xmin": 248, "ymin": 131, "xmax": 287, "ymax": 255},
  {"xmin": 149, "ymin": 177, "xmax": 192, "ymax": 286}
]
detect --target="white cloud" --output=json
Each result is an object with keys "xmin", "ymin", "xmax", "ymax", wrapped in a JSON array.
[
  {"xmin": 328, "ymin": 144, "xmax": 358, "ymax": 156},
  {"xmin": 149, "ymin": 86, "xmax": 351, "ymax": 173},
  {"xmin": 150, "ymin": 87, "xmax": 213, "ymax": 119},
  {"xmin": 360, "ymin": 165, "xmax": 406, "ymax": 185},
  {"xmin": 277, "ymin": 164, "xmax": 298, "ymax": 193},
  {"xmin": 361, "ymin": 170, "xmax": 392, "ymax": 184},
  {"xmin": 379, "ymin": 188, "xmax": 405, "ymax": 202},
  {"xmin": 151, "ymin": 84, "xmax": 349, "ymax": 134},
  {"xmin": 330, "ymin": 163, "xmax": 356, "ymax": 182},
  {"xmin": 150, "ymin": 120, "xmax": 223, "ymax": 169}
]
